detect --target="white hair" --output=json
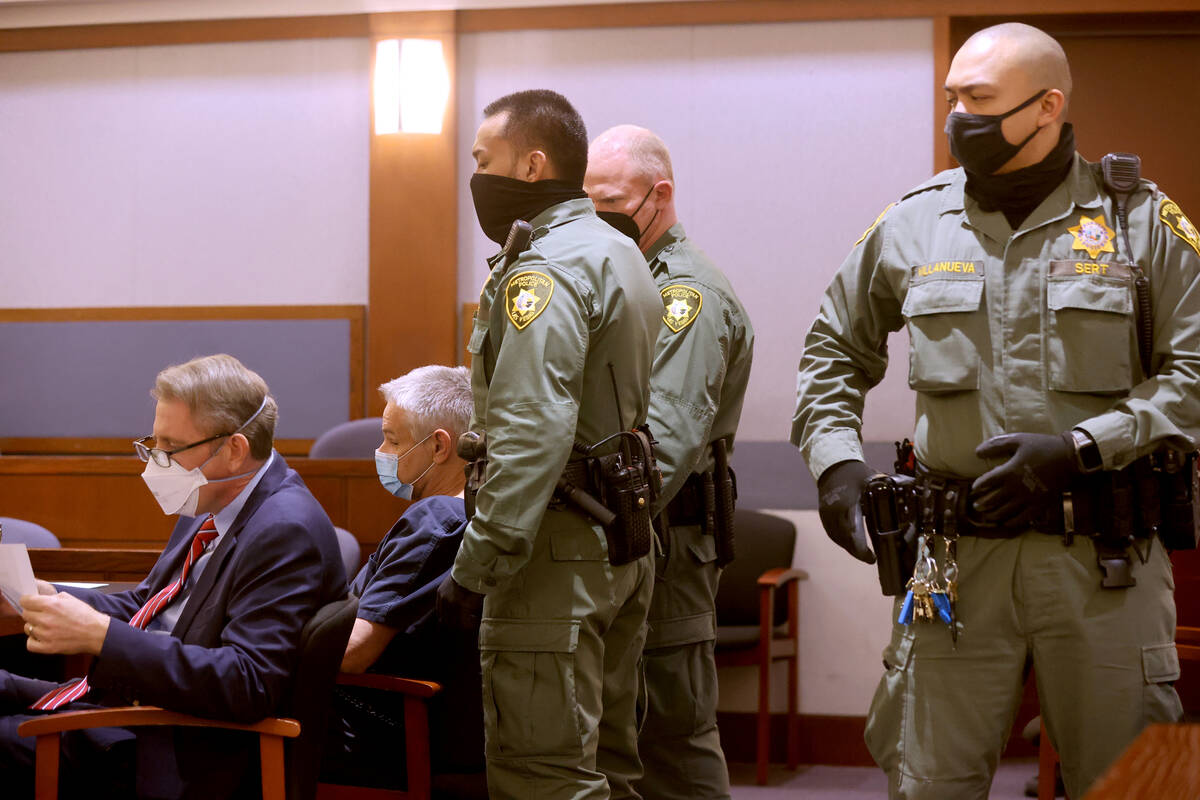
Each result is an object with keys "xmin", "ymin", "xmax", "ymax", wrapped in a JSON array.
[{"xmin": 379, "ymin": 365, "xmax": 472, "ymax": 440}]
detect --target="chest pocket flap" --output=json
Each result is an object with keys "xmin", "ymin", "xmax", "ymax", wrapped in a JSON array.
[
  {"xmin": 1047, "ymin": 277, "xmax": 1133, "ymax": 393},
  {"xmin": 902, "ymin": 278, "xmax": 984, "ymax": 317},
  {"xmin": 1047, "ymin": 278, "xmax": 1132, "ymax": 315},
  {"xmin": 902, "ymin": 278, "xmax": 985, "ymax": 394}
]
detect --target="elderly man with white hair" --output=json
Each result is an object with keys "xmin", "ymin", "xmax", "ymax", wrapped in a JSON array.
[{"xmin": 322, "ymin": 364, "xmax": 484, "ymax": 790}]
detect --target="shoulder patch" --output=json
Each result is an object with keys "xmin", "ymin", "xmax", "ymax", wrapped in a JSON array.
[
  {"xmin": 505, "ymin": 270, "xmax": 555, "ymax": 330},
  {"xmin": 855, "ymin": 203, "xmax": 894, "ymax": 246},
  {"xmin": 661, "ymin": 284, "xmax": 702, "ymax": 333},
  {"xmin": 1160, "ymin": 197, "xmax": 1200, "ymax": 257}
]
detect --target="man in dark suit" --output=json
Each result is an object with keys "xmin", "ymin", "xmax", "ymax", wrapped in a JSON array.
[{"xmin": 0, "ymin": 353, "xmax": 346, "ymax": 798}]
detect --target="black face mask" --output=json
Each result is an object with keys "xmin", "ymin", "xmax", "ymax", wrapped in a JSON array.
[
  {"xmin": 470, "ymin": 173, "xmax": 587, "ymax": 245},
  {"xmin": 595, "ymin": 185, "xmax": 656, "ymax": 246},
  {"xmin": 945, "ymin": 89, "xmax": 1048, "ymax": 176}
]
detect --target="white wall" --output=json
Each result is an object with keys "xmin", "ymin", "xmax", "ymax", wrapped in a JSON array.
[
  {"xmin": 457, "ymin": 18, "xmax": 928, "ymax": 443},
  {"xmin": 717, "ymin": 510, "xmax": 894, "ymax": 716},
  {"xmin": 0, "ymin": 37, "xmax": 370, "ymax": 308}
]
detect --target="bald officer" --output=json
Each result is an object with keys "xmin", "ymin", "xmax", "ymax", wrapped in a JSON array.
[
  {"xmin": 586, "ymin": 125, "xmax": 754, "ymax": 800},
  {"xmin": 792, "ymin": 23, "xmax": 1200, "ymax": 799}
]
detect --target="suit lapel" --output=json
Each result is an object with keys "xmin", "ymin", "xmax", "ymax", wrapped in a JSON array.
[{"xmin": 171, "ymin": 454, "xmax": 288, "ymax": 635}]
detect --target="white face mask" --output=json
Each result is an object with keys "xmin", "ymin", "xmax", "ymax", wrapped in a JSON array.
[
  {"xmin": 140, "ymin": 398, "xmax": 267, "ymax": 517},
  {"xmin": 141, "ymin": 441, "xmax": 256, "ymax": 517}
]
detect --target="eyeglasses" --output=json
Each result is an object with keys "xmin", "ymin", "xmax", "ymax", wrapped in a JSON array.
[{"xmin": 133, "ymin": 433, "xmax": 230, "ymax": 468}]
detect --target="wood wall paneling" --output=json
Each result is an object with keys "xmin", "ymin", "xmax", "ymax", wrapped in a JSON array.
[
  {"xmin": 367, "ymin": 23, "xmax": 459, "ymax": 414},
  {"xmin": 0, "ymin": 456, "xmax": 404, "ymax": 556}
]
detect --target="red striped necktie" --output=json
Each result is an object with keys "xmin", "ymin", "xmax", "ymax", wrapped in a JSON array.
[{"xmin": 30, "ymin": 516, "xmax": 219, "ymax": 712}]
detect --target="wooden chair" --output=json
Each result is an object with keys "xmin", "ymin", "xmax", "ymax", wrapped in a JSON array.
[
  {"xmin": 19, "ymin": 595, "xmax": 358, "ymax": 800},
  {"xmin": 713, "ymin": 509, "xmax": 808, "ymax": 785},
  {"xmin": 316, "ymin": 673, "xmax": 442, "ymax": 800}
]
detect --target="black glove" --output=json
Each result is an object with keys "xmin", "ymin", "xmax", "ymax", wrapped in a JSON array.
[
  {"xmin": 817, "ymin": 460, "xmax": 877, "ymax": 564},
  {"xmin": 971, "ymin": 432, "xmax": 1078, "ymax": 525},
  {"xmin": 436, "ymin": 574, "xmax": 485, "ymax": 630}
]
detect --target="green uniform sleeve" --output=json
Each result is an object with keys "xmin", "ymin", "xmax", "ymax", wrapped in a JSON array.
[
  {"xmin": 647, "ymin": 281, "xmax": 730, "ymax": 511},
  {"xmin": 791, "ymin": 212, "xmax": 905, "ymax": 480},
  {"xmin": 1076, "ymin": 191, "xmax": 1200, "ymax": 467},
  {"xmin": 451, "ymin": 258, "xmax": 591, "ymax": 593}
]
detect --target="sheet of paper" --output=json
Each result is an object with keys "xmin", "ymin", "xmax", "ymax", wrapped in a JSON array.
[
  {"xmin": 55, "ymin": 581, "xmax": 108, "ymax": 589},
  {"xmin": 0, "ymin": 543, "xmax": 37, "ymax": 615}
]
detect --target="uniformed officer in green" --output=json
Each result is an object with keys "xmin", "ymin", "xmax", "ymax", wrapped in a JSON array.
[
  {"xmin": 792, "ymin": 23, "xmax": 1200, "ymax": 799},
  {"xmin": 436, "ymin": 90, "xmax": 663, "ymax": 800},
  {"xmin": 585, "ymin": 125, "xmax": 754, "ymax": 800}
]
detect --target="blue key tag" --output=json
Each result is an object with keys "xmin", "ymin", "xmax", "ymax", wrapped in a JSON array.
[
  {"xmin": 932, "ymin": 591, "xmax": 953, "ymax": 625},
  {"xmin": 898, "ymin": 589, "xmax": 915, "ymax": 625}
]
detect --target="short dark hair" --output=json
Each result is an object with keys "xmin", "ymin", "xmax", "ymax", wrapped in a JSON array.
[{"xmin": 483, "ymin": 89, "xmax": 588, "ymax": 186}]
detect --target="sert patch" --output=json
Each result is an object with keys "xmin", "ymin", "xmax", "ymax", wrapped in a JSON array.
[
  {"xmin": 1049, "ymin": 260, "xmax": 1131, "ymax": 279},
  {"xmin": 1160, "ymin": 197, "xmax": 1200, "ymax": 257},
  {"xmin": 1068, "ymin": 214, "xmax": 1116, "ymax": 260},
  {"xmin": 505, "ymin": 270, "xmax": 554, "ymax": 330},
  {"xmin": 855, "ymin": 203, "xmax": 895, "ymax": 246},
  {"xmin": 661, "ymin": 284, "xmax": 702, "ymax": 333}
]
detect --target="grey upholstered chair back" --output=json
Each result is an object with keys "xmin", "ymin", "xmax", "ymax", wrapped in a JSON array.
[
  {"xmin": 715, "ymin": 509, "xmax": 797, "ymax": 628},
  {"xmin": 308, "ymin": 418, "xmax": 384, "ymax": 459},
  {"xmin": 0, "ymin": 517, "xmax": 61, "ymax": 548},
  {"xmin": 334, "ymin": 527, "xmax": 362, "ymax": 577}
]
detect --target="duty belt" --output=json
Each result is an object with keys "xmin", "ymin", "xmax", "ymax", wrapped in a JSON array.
[
  {"xmin": 914, "ymin": 464, "xmax": 1064, "ymax": 539},
  {"xmin": 665, "ymin": 471, "xmax": 714, "ymax": 527}
]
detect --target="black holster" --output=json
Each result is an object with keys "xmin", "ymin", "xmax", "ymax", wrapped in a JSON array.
[
  {"xmin": 860, "ymin": 473, "xmax": 919, "ymax": 596},
  {"xmin": 457, "ymin": 431, "xmax": 488, "ymax": 521}
]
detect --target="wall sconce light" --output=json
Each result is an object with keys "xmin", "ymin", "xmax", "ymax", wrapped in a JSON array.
[{"xmin": 374, "ymin": 38, "xmax": 449, "ymax": 135}]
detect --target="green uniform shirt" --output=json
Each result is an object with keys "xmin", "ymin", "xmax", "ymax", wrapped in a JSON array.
[
  {"xmin": 645, "ymin": 223, "xmax": 755, "ymax": 509},
  {"xmin": 792, "ymin": 154, "xmax": 1200, "ymax": 479},
  {"xmin": 453, "ymin": 198, "xmax": 663, "ymax": 593}
]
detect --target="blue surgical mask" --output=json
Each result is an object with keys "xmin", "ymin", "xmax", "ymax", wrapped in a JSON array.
[{"xmin": 375, "ymin": 432, "xmax": 436, "ymax": 500}]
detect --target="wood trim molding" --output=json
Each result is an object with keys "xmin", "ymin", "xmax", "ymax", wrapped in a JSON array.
[
  {"xmin": 0, "ymin": 305, "xmax": 362, "ymax": 322},
  {"xmin": 0, "ymin": 438, "xmax": 314, "ymax": 457},
  {"xmin": 4, "ymin": 3, "xmax": 1200, "ymax": 53},
  {"xmin": 931, "ymin": 16, "xmax": 953, "ymax": 175},
  {"xmin": 0, "ymin": 304, "xmax": 366, "ymax": 425}
]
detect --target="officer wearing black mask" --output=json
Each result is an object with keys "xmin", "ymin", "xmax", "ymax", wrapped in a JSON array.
[{"xmin": 794, "ymin": 21, "xmax": 1200, "ymax": 799}]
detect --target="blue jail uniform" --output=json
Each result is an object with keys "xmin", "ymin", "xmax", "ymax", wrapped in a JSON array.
[{"xmin": 323, "ymin": 495, "xmax": 484, "ymax": 788}]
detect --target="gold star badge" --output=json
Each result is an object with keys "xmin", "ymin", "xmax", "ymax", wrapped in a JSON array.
[
  {"xmin": 1068, "ymin": 214, "xmax": 1116, "ymax": 260},
  {"xmin": 505, "ymin": 271, "xmax": 554, "ymax": 330},
  {"xmin": 661, "ymin": 284, "xmax": 703, "ymax": 333}
]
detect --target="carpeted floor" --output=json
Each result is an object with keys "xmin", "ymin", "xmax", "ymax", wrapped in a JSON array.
[{"xmin": 729, "ymin": 758, "xmax": 1045, "ymax": 799}]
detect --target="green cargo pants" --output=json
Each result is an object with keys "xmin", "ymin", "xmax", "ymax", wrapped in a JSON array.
[
  {"xmin": 865, "ymin": 531, "xmax": 1181, "ymax": 800},
  {"xmin": 480, "ymin": 507, "xmax": 653, "ymax": 800},
  {"xmin": 635, "ymin": 523, "xmax": 731, "ymax": 800}
]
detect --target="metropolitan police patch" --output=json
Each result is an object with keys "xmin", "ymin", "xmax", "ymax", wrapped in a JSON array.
[
  {"xmin": 661, "ymin": 284, "xmax": 702, "ymax": 333},
  {"xmin": 1160, "ymin": 197, "xmax": 1200, "ymax": 257},
  {"xmin": 1068, "ymin": 214, "xmax": 1116, "ymax": 260},
  {"xmin": 505, "ymin": 270, "xmax": 554, "ymax": 330}
]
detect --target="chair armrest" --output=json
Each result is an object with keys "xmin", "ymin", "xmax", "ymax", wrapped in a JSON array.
[
  {"xmin": 17, "ymin": 706, "xmax": 300, "ymax": 738},
  {"xmin": 756, "ymin": 567, "xmax": 809, "ymax": 587},
  {"xmin": 1176, "ymin": 626, "xmax": 1200, "ymax": 648},
  {"xmin": 336, "ymin": 672, "xmax": 442, "ymax": 698}
]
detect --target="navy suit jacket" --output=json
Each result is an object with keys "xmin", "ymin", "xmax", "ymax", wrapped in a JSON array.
[{"xmin": 63, "ymin": 452, "xmax": 347, "ymax": 798}]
